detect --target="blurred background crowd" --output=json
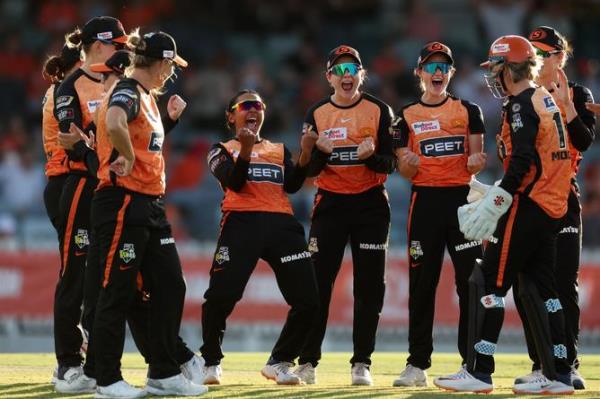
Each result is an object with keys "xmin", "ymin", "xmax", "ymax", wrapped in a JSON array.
[{"xmin": 1, "ymin": 0, "xmax": 600, "ymax": 249}]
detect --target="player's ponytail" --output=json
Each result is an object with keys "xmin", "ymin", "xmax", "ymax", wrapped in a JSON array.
[
  {"xmin": 42, "ymin": 45, "xmax": 80, "ymax": 83},
  {"xmin": 127, "ymin": 27, "xmax": 155, "ymax": 69},
  {"xmin": 65, "ymin": 27, "xmax": 92, "ymax": 55},
  {"xmin": 507, "ymin": 57, "xmax": 541, "ymax": 84}
]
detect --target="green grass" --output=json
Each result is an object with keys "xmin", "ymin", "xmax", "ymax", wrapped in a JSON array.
[{"xmin": 0, "ymin": 352, "xmax": 598, "ymax": 398}]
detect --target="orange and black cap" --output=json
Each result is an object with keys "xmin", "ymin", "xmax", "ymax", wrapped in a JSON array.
[
  {"xmin": 327, "ymin": 45, "xmax": 362, "ymax": 69},
  {"xmin": 90, "ymin": 50, "xmax": 131, "ymax": 74},
  {"xmin": 81, "ymin": 16, "xmax": 127, "ymax": 45},
  {"xmin": 418, "ymin": 42, "xmax": 454, "ymax": 66},
  {"xmin": 134, "ymin": 31, "xmax": 188, "ymax": 67},
  {"xmin": 528, "ymin": 26, "xmax": 565, "ymax": 52}
]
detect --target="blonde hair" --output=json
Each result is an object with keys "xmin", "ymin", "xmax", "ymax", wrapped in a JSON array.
[
  {"xmin": 506, "ymin": 56, "xmax": 542, "ymax": 83},
  {"xmin": 125, "ymin": 28, "xmax": 167, "ymax": 96},
  {"xmin": 556, "ymin": 31, "xmax": 573, "ymax": 69}
]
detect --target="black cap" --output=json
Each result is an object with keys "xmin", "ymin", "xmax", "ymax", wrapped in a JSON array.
[
  {"xmin": 60, "ymin": 44, "xmax": 81, "ymax": 66},
  {"xmin": 528, "ymin": 26, "xmax": 565, "ymax": 52},
  {"xmin": 90, "ymin": 50, "xmax": 131, "ymax": 74},
  {"xmin": 326, "ymin": 45, "xmax": 362, "ymax": 69},
  {"xmin": 81, "ymin": 16, "xmax": 127, "ymax": 45},
  {"xmin": 134, "ymin": 31, "xmax": 188, "ymax": 67},
  {"xmin": 417, "ymin": 41, "xmax": 454, "ymax": 66}
]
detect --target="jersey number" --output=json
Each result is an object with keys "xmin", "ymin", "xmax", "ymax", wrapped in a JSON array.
[{"xmin": 553, "ymin": 113, "xmax": 567, "ymax": 150}]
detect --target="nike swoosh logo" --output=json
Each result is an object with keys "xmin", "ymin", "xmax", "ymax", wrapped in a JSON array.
[
  {"xmin": 341, "ymin": 118, "xmax": 352, "ymax": 123},
  {"xmin": 75, "ymin": 251, "xmax": 86, "ymax": 257},
  {"xmin": 119, "ymin": 264, "xmax": 133, "ymax": 271},
  {"xmin": 212, "ymin": 267, "xmax": 224, "ymax": 272},
  {"xmin": 410, "ymin": 263, "xmax": 421, "ymax": 268}
]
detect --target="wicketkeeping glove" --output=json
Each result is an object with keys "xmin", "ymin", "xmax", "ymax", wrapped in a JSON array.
[
  {"xmin": 459, "ymin": 185, "xmax": 513, "ymax": 241},
  {"xmin": 467, "ymin": 176, "xmax": 492, "ymax": 203}
]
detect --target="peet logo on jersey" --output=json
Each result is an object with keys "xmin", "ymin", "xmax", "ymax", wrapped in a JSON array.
[
  {"xmin": 323, "ymin": 127, "xmax": 348, "ymax": 140},
  {"xmin": 412, "ymin": 120, "xmax": 440, "ymax": 134},
  {"xmin": 87, "ymin": 100, "xmax": 101, "ymax": 113},
  {"xmin": 543, "ymin": 96, "xmax": 559, "ymax": 113},
  {"xmin": 420, "ymin": 136, "xmax": 465, "ymax": 157},
  {"xmin": 247, "ymin": 163, "xmax": 284, "ymax": 184},
  {"xmin": 148, "ymin": 131, "xmax": 164, "ymax": 152},
  {"xmin": 328, "ymin": 146, "xmax": 362, "ymax": 166}
]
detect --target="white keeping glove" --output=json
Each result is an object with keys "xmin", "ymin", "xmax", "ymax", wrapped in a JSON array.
[
  {"xmin": 459, "ymin": 185, "xmax": 513, "ymax": 241},
  {"xmin": 467, "ymin": 176, "xmax": 492, "ymax": 203},
  {"xmin": 458, "ymin": 199, "xmax": 481, "ymax": 233}
]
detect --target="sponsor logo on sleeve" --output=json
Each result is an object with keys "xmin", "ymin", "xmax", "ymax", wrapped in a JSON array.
[
  {"xmin": 56, "ymin": 95, "xmax": 74, "ymax": 109},
  {"xmin": 543, "ymin": 96, "xmax": 559, "ymax": 113},
  {"xmin": 57, "ymin": 108, "xmax": 74, "ymax": 121},
  {"xmin": 511, "ymin": 113, "xmax": 523, "ymax": 132}
]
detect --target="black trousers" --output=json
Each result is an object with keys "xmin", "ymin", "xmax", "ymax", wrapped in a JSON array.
[
  {"xmin": 406, "ymin": 185, "xmax": 482, "ymax": 370},
  {"xmin": 92, "ymin": 191, "xmax": 187, "ymax": 386},
  {"xmin": 201, "ymin": 211, "xmax": 319, "ymax": 366},
  {"xmin": 47, "ymin": 173, "xmax": 97, "ymax": 368},
  {"xmin": 473, "ymin": 195, "xmax": 570, "ymax": 376},
  {"xmin": 298, "ymin": 185, "xmax": 390, "ymax": 367},
  {"xmin": 514, "ymin": 187, "xmax": 582, "ymax": 370}
]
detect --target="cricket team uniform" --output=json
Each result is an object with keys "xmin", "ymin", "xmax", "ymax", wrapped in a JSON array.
[{"xmin": 394, "ymin": 95, "xmax": 486, "ymax": 369}]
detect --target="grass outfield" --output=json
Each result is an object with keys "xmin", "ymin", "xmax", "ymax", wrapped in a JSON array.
[{"xmin": 0, "ymin": 352, "xmax": 598, "ymax": 398}]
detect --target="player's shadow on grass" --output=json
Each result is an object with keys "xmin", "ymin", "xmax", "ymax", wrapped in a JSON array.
[{"xmin": 0, "ymin": 383, "xmax": 61, "ymax": 398}]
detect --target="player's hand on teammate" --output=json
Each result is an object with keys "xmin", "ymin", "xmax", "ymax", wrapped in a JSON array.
[
  {"xmin": 167, "ymin": 94, "xmax": 187, "ymax": 121},
  {"xmin": 315, "ymin": 132, "xmax": 334, "ymax": 154},
  {"xmin": 357, "ymin": 137, "xmax": 375, "ymax": 160},
  {"xmin": 467, "ymin": 152, "xmax": 487, "ymax": 174},
  {"xmin": 109, "ymin": 154, "xmax": 134, "ymax": 177},
  {"xmin": 58, "ymin": 122, "xmax": 94, "ymax": 150}
]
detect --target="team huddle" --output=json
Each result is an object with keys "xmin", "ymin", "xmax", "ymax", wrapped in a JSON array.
[{"xmin": 41, "ymin": 14, "xmax": 596, "ymax": 398}]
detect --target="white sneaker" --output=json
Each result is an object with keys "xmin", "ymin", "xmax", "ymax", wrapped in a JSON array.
[
  {"xmin": 513, "ymin": 373, "xmax": 574, "ymax": 395},
  {"xmin": 261, "ymin": 362, "xmax": 301, "ymax": 385},
  {"xmin": 571, "ymin": 367, "xmax": 586, "ymax": 390},
  {"xmin": 55, "ymin": 366, "xmax": 96, "ymax": 393},
  {"xmin": 393, "ymin": 364, "xmax": 428, "ymax": 387},
  {"xmin": 434, "ymin": 368, "xmax": 493, "ymax": 393},
  {"xmin": 294, "ymin": 363, "xmax": 316, "ymax": 384},
  {"xmin": 351, "ymin": 363, "xmax": 373, "ymax": 386},
  {"xmin": 146, "ymin": 373, "xmax": 208, "ymax": 396},
  {"xmin": 180, "ymin": 354, "xmax": 205, "ymax": 385},
  {"xmin": 514, "ymin": 369, "xmax": 543, "ymax": 384},
  {"xmin": 95, "ymin": 380, "xmax": 146, "ymax": 398},
  {"xmin": 202, "ymin": 365, "xmax": 222, "ymax": 385}
]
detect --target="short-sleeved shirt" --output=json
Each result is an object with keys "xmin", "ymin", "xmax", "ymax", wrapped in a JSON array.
[
  {"xmin": 305, "ymin": 93, "xmax": 396, "ymax": 194},
  {"xmin": 54, "ymin": 68, "xmax": 103, "ymax": 174},
  {"xmin": 394, "ymin": 95, "xmax": 486, "ymax": 187},
  {"xmin": 96, "ymin": 78, "xmax": 166, "ymax": 196}
]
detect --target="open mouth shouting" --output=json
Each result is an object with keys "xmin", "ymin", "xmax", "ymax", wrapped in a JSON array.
[
  {"xmin": 432, "ymin": 76, "xmax": 444, "ymax": 89},
  {"xmin": 245, "ymin": 114, "xmax": 258, "ymax": 131}
]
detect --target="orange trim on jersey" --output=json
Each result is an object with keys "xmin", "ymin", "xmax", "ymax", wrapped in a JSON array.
[
  {"xmin": 496, "ymin": 195, "xmax": 519, "ymax": 288},
  {"xmin": 136, "ymin": 272, "xmax": 143, "ymax": 292},
  {"xmin": 61, "ymin": 177, "xmax": 87, "ymax": 276},
  {"xmin": 311, "ymin": 193, "xmax": 323, "ymax": 220},
  {"xmin": 219, "ymin": 211, "xmax": 230, "ymax": 236},
  {"xmin": 102, "ymin": 194, "xmax": 131, "ymax": 288},
  {"xmin": 406, "ymin": 191, "xmax": 417, "ymax": 264}
]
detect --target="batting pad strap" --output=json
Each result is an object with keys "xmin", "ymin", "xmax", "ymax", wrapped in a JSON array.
[
  {"xmin": 554, "ymin": 344, "xmax": 567, "ymax": 359},
  {"xmin": 474, "ymin": 340, "xmax": 497, "ymax": 356},
  {"xmin": 480, "ymin": 294, "xmax": 505, "ymax": 309},
  {"xmin": 545, "ymin": 298, "xmax": 562, "ymax": 313}
]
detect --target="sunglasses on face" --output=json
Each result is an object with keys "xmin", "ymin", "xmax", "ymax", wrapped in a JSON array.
[
  {"xmin": 536, "ymin": 48, "xmax": 561, "ymax": 58},
  {"xmin": 98, "ymin": 39, "xmax": 125, "ymax": 50},
  {"xmin": 421, "ymin": 62, "xmax": 452, "ymax": 74},
  {"xmin": 329, "ymin": 63, "xmax": 362, "ymax": 76},
  {"xmin": 230, "ymin": 100, "xmax": 266, "ymax": 112}
]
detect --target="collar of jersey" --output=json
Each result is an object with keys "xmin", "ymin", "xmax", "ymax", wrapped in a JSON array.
[
  {"xmin": 80, "ymin": 68, "xmax": 102, "ymax": 83},
  {"xmin": 329, "ymin": 93, "xmax": 363, "ymax": 109},
  {"xmin": 418, "ymin": 94, "xmax": 450, "ymax": 108}
]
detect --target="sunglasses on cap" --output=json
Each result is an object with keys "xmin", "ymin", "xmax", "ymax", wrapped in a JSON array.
[
  {"xmin": 230, "ymin": 100, "xmax": 266, "ymax": 112},
  {"xmin": 328, "ymin": 63, "xmax": 362, "ymax": 76},
  {"xmin": 536, "ymin": 48, "xmax": 561, "ymax": 58},
  {"xmin": 421, "ymin": 62, "xmax": 452, "ymax": 74}
]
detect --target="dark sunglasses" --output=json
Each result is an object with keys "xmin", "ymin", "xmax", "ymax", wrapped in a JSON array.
[
  {"xmin": 329, "ymin": 63, "xmax": 362, "ymax": 76},
  {"xmin": 536, "ymin": 48, "xmax": 561, "ymax": 58},
  {"xmin": 421, "ymin": 62, "xmax": 452, "ymax": 74},
  {"xmin": 230, "ymin": 100, "xmax": 266, "ymax": 112}
]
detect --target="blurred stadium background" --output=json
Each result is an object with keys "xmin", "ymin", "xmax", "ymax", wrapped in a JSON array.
[{"xmin": 0, "ymin": 0, "xmax": 599, "ymax": 354}]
